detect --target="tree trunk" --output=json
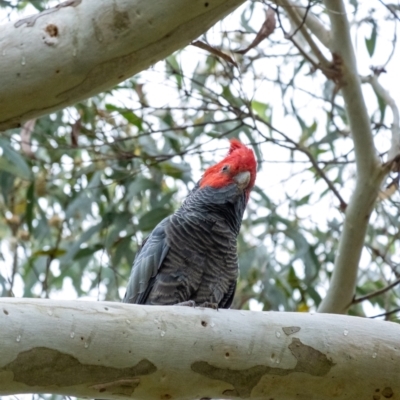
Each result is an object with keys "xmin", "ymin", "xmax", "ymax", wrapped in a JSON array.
[
  {"xmin": 0, "ymin": 0, "xmax": 244, "ymax": 131},
  {"xmin": 0, "ymin": 298, "xmax": 399, "ymax": 399}
]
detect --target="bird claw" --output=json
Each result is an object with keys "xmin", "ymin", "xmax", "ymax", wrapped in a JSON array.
[
  {"xmin": 175, "ymin": 300, "xmax": 219, "ymax": 310},
  {"xmin": 176, "ymin": 300, "xmax": 196, "ymax": 307},
  {"xmin": 199, "ymin": 302, "xmax": 219, "ymax": 310}
]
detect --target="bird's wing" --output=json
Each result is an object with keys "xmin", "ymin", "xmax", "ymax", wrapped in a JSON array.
[
  {"xmin": 219, "ymin": 280, "xmax": 237, "ymax": 309},
  {"xmin": 123, "ymin": 216, "xmax": 171, "ymax": 304}
]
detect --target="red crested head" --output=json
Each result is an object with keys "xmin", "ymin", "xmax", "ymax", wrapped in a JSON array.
[{"xmin": 200, "ymin": 139, "xmax": 257, "ymax": 199}]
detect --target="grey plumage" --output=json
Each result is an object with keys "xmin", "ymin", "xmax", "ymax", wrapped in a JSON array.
[{"xmin": 123, "ymin": 140, "xmax": 256, "ymax": 308}]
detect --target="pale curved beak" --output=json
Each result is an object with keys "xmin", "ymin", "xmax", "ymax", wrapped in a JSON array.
[{"xmin": 234, "ymin": 171, "xmax": 251, "ymax": 190}]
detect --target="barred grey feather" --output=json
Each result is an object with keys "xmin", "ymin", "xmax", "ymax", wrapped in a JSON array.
[{"xmin": 123, "ymin": 140, "xmax": 256, "ymax": 308}]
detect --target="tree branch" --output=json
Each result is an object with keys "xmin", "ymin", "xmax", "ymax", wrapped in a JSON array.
[
  {"xmin": 364, "ymin": 73, "xmax": 400, "ymax": 165},
  {"xmin": 0, "ymin": 298, "xmax": 400, "ymax": 399},
  {"xmin": 317, "ymin": 1, "xmax": 385, "ymax": 314},
  {"xmin": 292, "ymin": 2, "xmax": 331, "ymax": 49},
  {"xmin": 271, "ymin": 0, "xmax": 331, "ymax": 49},
  {"xmin": 0, "ymin": 0, "xmax": 245, "ymax": 131},
  {"xmin": 276, "ymin": 0, "xmax": 331, "ymax": 70}
]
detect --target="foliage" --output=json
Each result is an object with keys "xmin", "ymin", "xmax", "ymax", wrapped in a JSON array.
[{"xmin": 0, "ymin": 0, "xmax": 400, "ymax": 328}]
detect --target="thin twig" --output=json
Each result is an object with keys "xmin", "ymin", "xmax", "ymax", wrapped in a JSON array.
[
  {"xmin": 370, "ymin": 307, "xmax": 400, "ymax": 319},
  {"xmin": 352, "ymin": 276, "xmax": 400, "ymax": 305},
  {"xmin": 252, "ymin": 115, "xmax": 347, "ymax": 209},
  {"xmin": 377, "ymin": 0, "xmax": 400, "ymax": 22},
  {"xmin": 279, "ymin": 0, "xmax": 332, "ymax": 70},
  {"xmin": 270, "ymin": 0, "xmax": 331, "ymax": 48},
  {"xmin": 293, "ymin": 2, "xmax": 331, "ymax": 48},
  {"xmin": 286, "ymin": 32, "xmax": 320, "ymax": 69},
  {"xmin": 8, "ymin": 248, "xmax": 18, "ymax": 297},
  {"xmin": 366, "ymin": 243, "xmax": 400, "ymax": 278},
  {"xmin": 284, "ymin": 1, "xmax": 312, "ymax": 40}
]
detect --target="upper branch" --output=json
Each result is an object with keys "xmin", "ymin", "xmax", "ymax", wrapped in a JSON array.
[
  {"xmin": 322, "ymin": 1, "xmax": 380, "ymax": 175},
  {"xmin": 0, "ymin": 0, "xmax": 245, "ymax": 131},
  {"xmin": 317, "ymin": 1, "xmax": 385, "ymax": 314}
]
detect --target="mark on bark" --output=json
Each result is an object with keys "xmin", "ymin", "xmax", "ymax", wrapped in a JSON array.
[
  {"xmin": 191, "ymin": 338, "xmax": 335, "ymax": 398},
  {"xmin": 382, "ymin": 387, "xmax": 394, "ymax": 398},
  {"xmin": 328, "ymin": 53, "xmax": 344, "ymax": 84},
  {"xmin": 91, "ymin": 378, "xmax": 140, "ymax": 396},
  {"xmin": 1, "ymin": 347, "xmax": 156, "ymax": 393},
  {"xmin": 3, "ymin": 309, "xmax": 9, "ymax": 315},
  {"xmin": 15, "ymin": 0, "xmax": 82, "ymax": 28},
  {"xmin": 45, "ymin": 24, "xmax": 58, "ymax": 37},
  {"xmin": 223, "ymin": 389, "xmax": 239, "ymax": 397},
  {"xmin": 282, "ymin": 326, "xmax": 300, "ymax": 336},
  {"xmin": 92, "ymin": 19, "xmax": 104, "ymax": 43},
  {"xmin": 191, "ymin": 363, "xmax": 271, "ymax": 398},
  {"xmin": 288, "ymin": 338, "xmax": 335, "ymax": 376},
  {"xmin": 43, "ymin": 24, "xmax": 59, "ymax": 46},
  {"xmin": 112, "ymin": 5, "xmax": 130, "ymax": 33}
]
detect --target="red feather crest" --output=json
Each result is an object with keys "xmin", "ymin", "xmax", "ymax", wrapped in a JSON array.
[{"xmin": 199, "ymin": 139, "xmax": 257, "ymax": 192}]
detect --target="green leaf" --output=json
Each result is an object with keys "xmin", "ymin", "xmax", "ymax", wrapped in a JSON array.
[
  {"xmin": 166, "ymin": 54, "xmax": 183, "ymax": 89},
  {"xmin": 0, "ymin": 171, "xmax": 15, "ymax": 205},
  {"xmin": 222, "ymin": 85, "xmax": 243, "ymax": 108},
  {"xmin": 252, "ymin": 100, "xmax": 269, "ymax": 118},
  {"xmin": 307, "ymin": 285, "xmax": 322, "ymax": 306},
  {"xmin": 60, "ymin": 222, "xmax": 104, "ymax": 265},
  {"xmin": 26, "ymin": 182, "xmax": 35, "ymax": 234},
  {"xmin": 16, "ymin": 0, "xmax": 45, "ymax": 11},
  {"xmin": 32, "ymin": 248, "xmax": 67, "ymax": 257},
  {"xmin": 241, "ymin": 127, "xmax": 262, "ymax": 167},
  {"xmin": 160, "ymin": 161, "xmax": 191, "ymax": 182},
  {"xmin": 74, "ymin": 244, "xmax": 103, "ymax": 260},
  {"xmin": 112, "ymin": 236, "xmax": 135, "ymax": 269},
  {"xmin": 365, "ymin": 22, "xmax": 377, "ymax": 57},
  {"xmin": 105, "ymin": 104, "xmax": 143, "ymax": 129},
  {"xmin": 240, "ymin": 2, "xmax": 256, "ymax": 33},
  {"xmin": 138, "ymin": 208, "xmax": 170, "ymax": 231},
  {"xmin": 128, "ymin": 177, "xmax": 159, "ymax": 197},
  {"xmin": 0, "ymin": 138, "xmax": 32, "ymax": 180},
  {"xmin": 349, "ymin": 0, "xmax": 358, "ymax": 12},
  {"xmin": 376, "ymin": 92, "xmax": 387, "ymax": 123}
]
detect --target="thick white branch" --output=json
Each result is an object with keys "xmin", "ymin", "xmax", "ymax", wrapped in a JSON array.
[
  {"xmin": 0, "ymin": 298, "xmax": 399, "ymax": 400},
  {"xmin": 0, "ymin": 0, "xmax": 244, "ymax": 131},
  {"xmin": 317, "ymin": 1, "xmax": 385, "ymax": 314}
]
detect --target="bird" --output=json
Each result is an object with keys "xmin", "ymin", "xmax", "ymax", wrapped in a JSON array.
[{"xmin": 123, "ymin": 139, "xmax": 257, "ymax": 308}]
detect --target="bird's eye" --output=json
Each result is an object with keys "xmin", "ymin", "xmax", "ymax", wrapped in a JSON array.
[{"xmin": 221, "ymin": 165, "xmax": 229, "ymax": 172}]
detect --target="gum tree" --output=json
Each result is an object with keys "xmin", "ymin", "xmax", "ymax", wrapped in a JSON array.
[{"xmin": 1, "ymin": 1, "xmax": 400, "ymax": 399}]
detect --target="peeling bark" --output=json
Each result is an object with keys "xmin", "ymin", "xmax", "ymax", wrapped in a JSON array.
[{"xmin": 0, "ymin": 298, "xmax": 399, "ymax": 400}]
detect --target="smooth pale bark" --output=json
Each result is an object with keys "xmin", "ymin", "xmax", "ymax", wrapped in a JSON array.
[
  {"xmin": 317, "ymin": 1, "xmax": 385, "ymax": 314},
  {"xmin": 0, "ymin": 298, "xmax": 399, "ymax": 400},
  {"xmin": 0, "ymin": 0, "xmax": 244, "ymax": 131}
]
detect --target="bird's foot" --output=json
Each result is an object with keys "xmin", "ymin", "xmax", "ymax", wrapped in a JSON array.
[
  {"xmin": 199, "ymin": 302, "xmax": 219, "ymax": 310},
  {"xmin": 176, "ymin": 300, "xmax": 196, "ymax": 307}
]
